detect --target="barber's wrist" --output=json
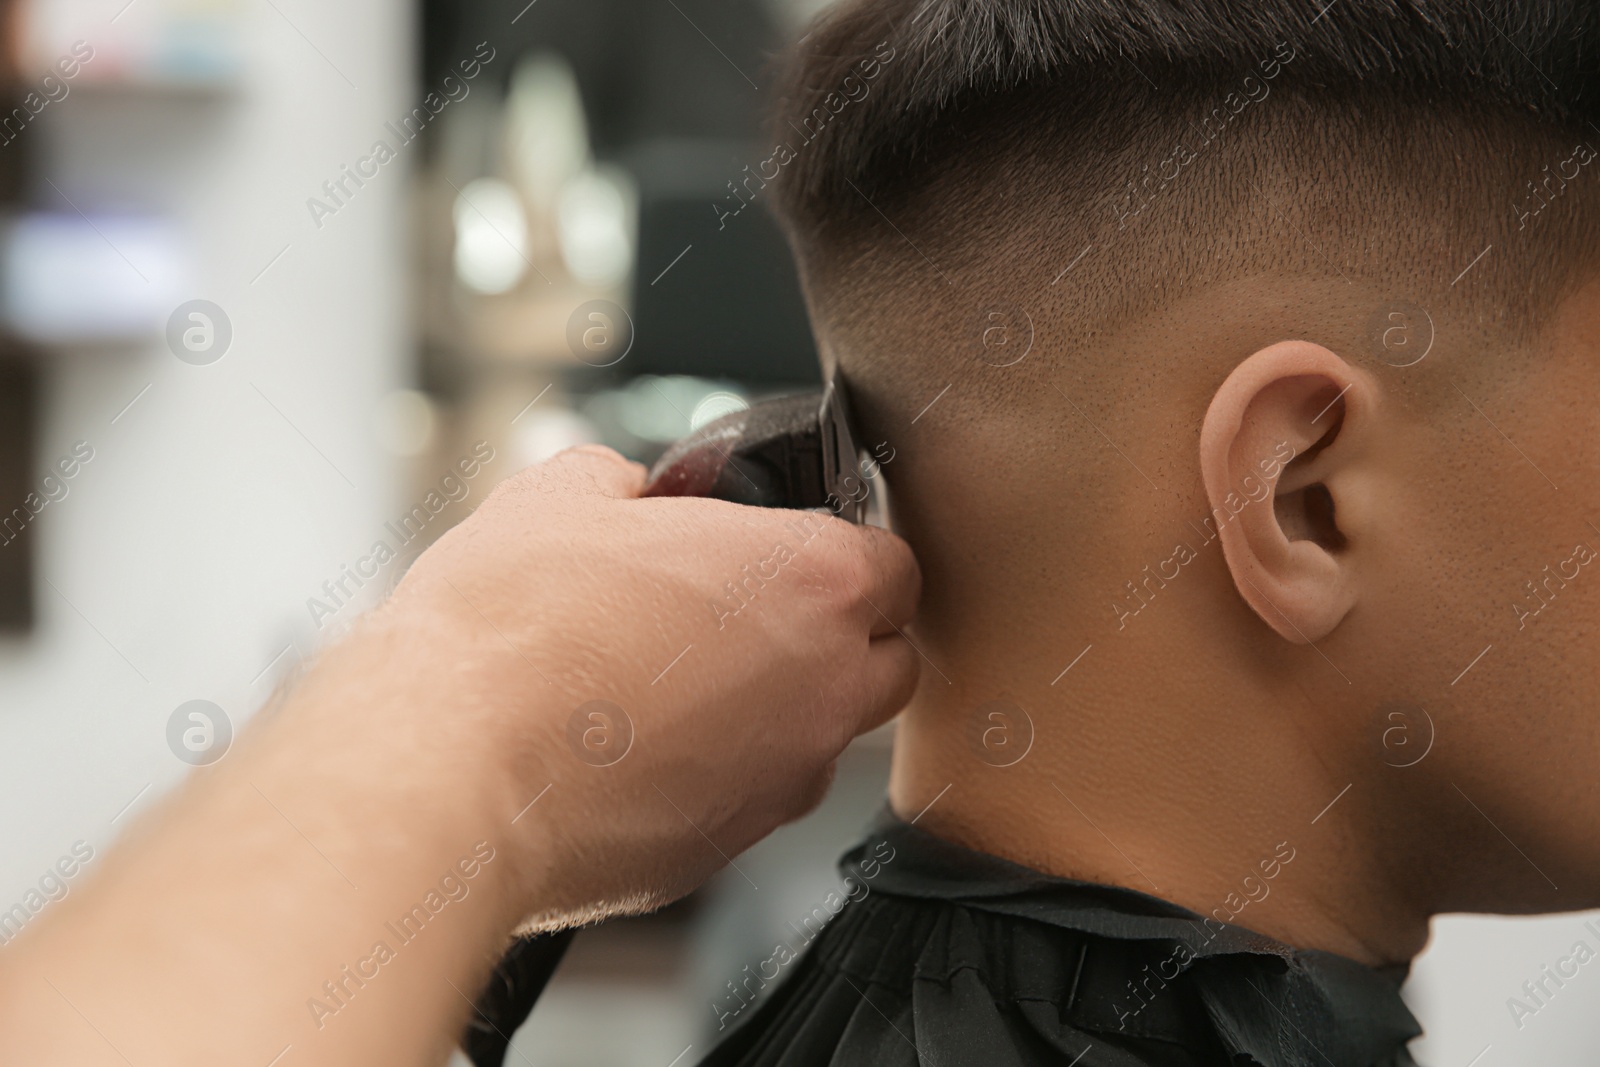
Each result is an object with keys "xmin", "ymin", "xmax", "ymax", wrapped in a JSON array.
[
  {"xmin": 274, "ymin": 602, "xmax": 545, "ymax": 931},
  {"xmin": 352, "ymin": 591, "xmax": 639, "ymax": 933}
]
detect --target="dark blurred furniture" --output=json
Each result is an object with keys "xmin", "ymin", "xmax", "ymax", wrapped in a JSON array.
[
  {"xmin": 0, "ymin": 353, "xmax": 35, "ymax": 629},
  {"xmin": 421, "ymin": 0, "xmax": 820, "ymax": 384},
  {"xmin": 0, "ymin": 0, "xmax": 40, "ymax": 629}
]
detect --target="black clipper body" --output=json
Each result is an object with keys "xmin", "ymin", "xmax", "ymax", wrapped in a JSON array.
[{"xmin": 642, "ymin": 374, "xmax": 867, "ymax": 524}]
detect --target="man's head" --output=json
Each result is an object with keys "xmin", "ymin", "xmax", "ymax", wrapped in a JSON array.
[{"xmin": 768, "ymin": 0, "xmax": 1600, "ymax": 954}]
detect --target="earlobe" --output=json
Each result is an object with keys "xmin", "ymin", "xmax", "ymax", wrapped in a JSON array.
[{"xmin": 1199, "ymin": 341, "xmax": 1373, "ymax": 643}]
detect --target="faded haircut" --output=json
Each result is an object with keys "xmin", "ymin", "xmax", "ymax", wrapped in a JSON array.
[{"xmin": 764, "ymin": 0, "xmax": 1600, "ymax": 380}]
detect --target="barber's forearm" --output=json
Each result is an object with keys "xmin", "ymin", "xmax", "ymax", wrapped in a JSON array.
[
  {"xmin": 0, "ymin": 608, "xmax": 537, "ymax": 1066},
  {"xmin": 0, "ymin": 446, "xmax": 922, "ymax": 1064}
]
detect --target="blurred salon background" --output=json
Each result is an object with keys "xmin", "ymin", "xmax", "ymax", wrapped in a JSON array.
[{"xmin": 0, "ymin": 1, "xmax": 1592, "ymax": 1064}]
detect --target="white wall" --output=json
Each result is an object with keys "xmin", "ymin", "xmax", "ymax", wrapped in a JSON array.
[
  {"xmin": 1410, "ymin": 912, "xmax": 1600, "ymax": 1067},
  {"xmin": 0, "ymin": 0, "xmax": 410, "ymax": 910}
]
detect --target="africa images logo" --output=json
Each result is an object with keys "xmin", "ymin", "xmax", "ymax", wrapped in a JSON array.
[
  {"xmin": 166, "ymin": 701, "xmax": 232, "ymax": 766},
  {"xmin": 566, "ymin": 701, "xmax": 634, "ymax": 767}
]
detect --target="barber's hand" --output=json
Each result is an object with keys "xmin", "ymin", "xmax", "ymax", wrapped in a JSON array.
[
  {"xmin": 0, "ymin": 445, "xmax": 918, "ymax": 1067},
  {"xmin": 379, "ymin": 446, "xmax": 921, "ymax": 927}
]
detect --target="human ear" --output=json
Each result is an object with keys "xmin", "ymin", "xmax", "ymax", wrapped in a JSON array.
[{"xmin": 1198, "ymin": 340, "xmax": 1375, "ymax": 643}]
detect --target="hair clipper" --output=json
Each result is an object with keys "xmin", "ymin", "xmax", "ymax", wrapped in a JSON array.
[{"xmin": 641, "ymin": 372, "xmax": 869, "ymax": 523}]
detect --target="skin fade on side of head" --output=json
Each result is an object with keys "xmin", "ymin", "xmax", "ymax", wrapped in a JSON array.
[{"xmin": 765, "ymin": 0, "xmax": 1600, "ymax": 965}]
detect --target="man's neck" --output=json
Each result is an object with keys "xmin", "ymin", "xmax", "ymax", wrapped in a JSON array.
[{"xmin": 884, "ymin": 664, "xmax": 1433, "ymax": 969}]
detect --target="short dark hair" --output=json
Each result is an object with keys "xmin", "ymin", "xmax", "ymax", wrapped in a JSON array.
[
  {"xmin": 770, "ymin": 0, "xmax": 1600, "ymax": 226},
  {"xmin": 767, "ymin": 0, "xmax": 1600, "ymax": 349}
]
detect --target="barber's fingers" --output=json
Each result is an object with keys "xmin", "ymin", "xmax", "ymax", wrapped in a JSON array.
[
  {"xmin": 836, "ymin": 523, "xmax": 921, "ymax": 637},
  {"xmin": 849, "ymin": 634, "xmax": 922, "ymax": 736}
]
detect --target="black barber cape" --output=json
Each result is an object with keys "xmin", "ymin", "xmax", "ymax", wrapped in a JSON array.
[{"xmin": 699, "ymin": 812, "xmax": 1421, "ymax": 1067}]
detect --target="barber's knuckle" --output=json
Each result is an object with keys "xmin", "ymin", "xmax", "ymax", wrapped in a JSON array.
[
  {"xmin": 889, "ymin": 536, "xmax": 919, "ymax": 583},
  {"xmin": 815, "ymin": 574, "xmax": 861, "ymax": 625},
  {"xmin": 821, "ymin": 537, "xmax": 869, "ymax": 598}
]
